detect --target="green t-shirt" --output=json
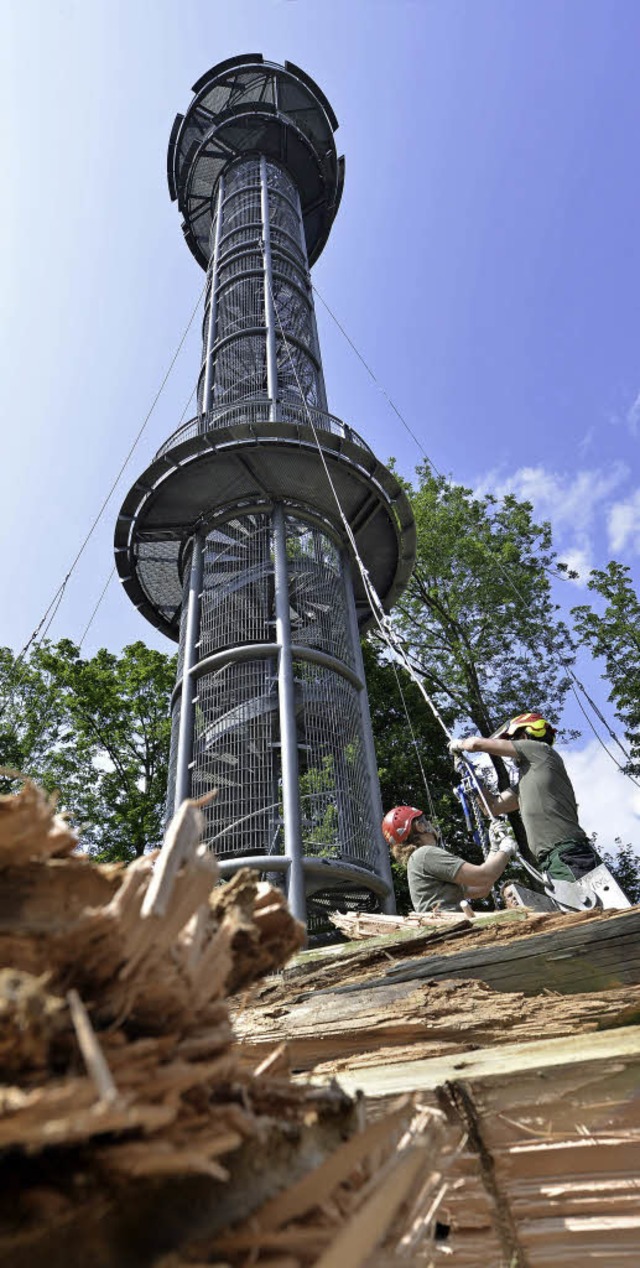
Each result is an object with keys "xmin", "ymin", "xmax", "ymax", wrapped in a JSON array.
[
  {"xmin": 407, "ymin": 844, "xmax": 465, "ymax": 912},
  {"xmin": 512, "ymin": 739, "xmax": 589, "ymax": 859}
]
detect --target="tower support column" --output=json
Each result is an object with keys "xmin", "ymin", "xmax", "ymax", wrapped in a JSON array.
[
  {"xmin": 202, "ymin": 178, "xmax": 225, "ymax": 415},
  {"xmin": 117, "ymin": 57, "xmax": 417, "ymax": 932},
  {"xmin": 272, "ymin": 503, "xmax": 306, "ymax": 924},
  {"xmin": 343, "ymin": 554, "xmax": 396, "ymax": 912},
  {"xmin": 260, "ymin": 156, "xmax": 279, "ymax": 421},
  {"xmin": 174, "ymin": 529, "xmax": 205, "ymax": 809}
]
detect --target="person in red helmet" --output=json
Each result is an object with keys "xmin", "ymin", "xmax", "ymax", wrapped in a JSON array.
[
  {"xmin": 448, "ymin": 711, "xmax": 602, "ymax": 881},
  {"xmin": 381, "ymin": 805, "xmax": 515, "ymax": 913}
]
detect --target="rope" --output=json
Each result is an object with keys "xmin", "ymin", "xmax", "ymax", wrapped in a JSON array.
[
  {"xmin": 314, "ymin": 283, "xmax": 640, "ymax": 791},
  {"xmin": 12, "ymin": 283, "xmax": 205, "ymax": 671},
  {"xmin": 312, "ymin": 282, "xmax": 438, "ymax": 474},
  {"xmin": 389, "ymin": 658, "xmax": 436, "ymax": 818},
  {"xmin": 78, "ymin": 569, "xmax": 115, "ymax": 651},
  {"xmin": 76, "ymin": 382, "xmax": 199, "ymax": 654},
  {"xmin": 265, "ymin": 247, "xmax": 497, "ymax": 827}
]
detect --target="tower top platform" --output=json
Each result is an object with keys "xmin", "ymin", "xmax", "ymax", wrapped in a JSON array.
[{"xmin": 167, "ymin": 54, "xmax": 345, "ymax": 270}]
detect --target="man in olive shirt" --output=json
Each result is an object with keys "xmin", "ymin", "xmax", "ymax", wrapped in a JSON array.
[
  {"xmin": 449, "ymin": 711, "xmax": 602, "ymax": 881},
  {"xmin": 382, "ymin": 806, "xmax": 516, "ymax": 912}
]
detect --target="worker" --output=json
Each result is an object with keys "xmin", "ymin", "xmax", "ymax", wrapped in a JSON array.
[
  {"xmin": 448, "ymin": 711, "xmax": 602, "ymax": 881},
  {"xmin": 381, "ymin": 806, "xmax": 516, "ymax": 913}
]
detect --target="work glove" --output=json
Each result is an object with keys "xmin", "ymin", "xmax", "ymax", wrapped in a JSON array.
[
  {"xmin": 488, "ymin": 819, "xmax": 518, "ymax": 858},
  {"xmin": 448, "ymin": 738, "xmax": 465, "ymax": 755}
]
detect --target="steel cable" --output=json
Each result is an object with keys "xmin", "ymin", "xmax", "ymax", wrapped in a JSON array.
[{"xmin": 313, "ymin": 282, "xmax": 640, "ymax": 790}]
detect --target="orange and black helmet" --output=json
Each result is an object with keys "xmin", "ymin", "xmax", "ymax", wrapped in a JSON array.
[{"xmin": 497, "ymin": 712, "xmax": 556, "ymax": 744}]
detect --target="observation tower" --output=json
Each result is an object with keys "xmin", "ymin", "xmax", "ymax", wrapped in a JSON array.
[{"xmin": 115, "ymin": 55, "xmax": 416, "ymax": 928}]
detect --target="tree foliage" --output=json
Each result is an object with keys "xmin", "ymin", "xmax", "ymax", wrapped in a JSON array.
[
  {"xmin": 0, "ymin": 640, "xmax": 176, "ymax": 861},
  {"xmin": 389, "ymin": 467, "xmax": 575, "ymax": 737},
  {"xmin": 601, "ymin": 841, "xmax": 640, "ymax": 905},
  {"xmin": 367, "ymin": 467, "xmax": 579, "ymax": 869},
  {"xmin": 572, "ymin": 561, "xmax": 640, "ymax": 776},
  {"xmin": 362, "ymin": 641, "xmax": 486, "ymax": 913}
]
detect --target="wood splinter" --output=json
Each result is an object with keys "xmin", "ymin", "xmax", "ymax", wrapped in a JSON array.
[
  {"xmin": 67, "ymin": 989, "xmax": 119, "ymax": 1107},
  {"xmin": 141, "ymin": 792, "xmax": 218, "ymax": 919}
]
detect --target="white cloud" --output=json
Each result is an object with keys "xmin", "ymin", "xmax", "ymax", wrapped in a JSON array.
[
  {"xmin": 559, "ymin": 740, "xmax": 640, "ymax": 852},
  {"xmin": 475, "ymin": 463, "xmax": 629, "ymax": 585},
  {"xmin": 556, "ymin": 546, "xmax": 595, "ymax": 583},
  {"xmin": 608, "ymin": 488, "xmax": 640, "ymax": 555},
  {"xmin": 490, "ymin": 463, "xmax": 628, "ymax": 534},
  {"xmin": 626, "ymin": 391, "xmax": 640, "ymax": 436}
]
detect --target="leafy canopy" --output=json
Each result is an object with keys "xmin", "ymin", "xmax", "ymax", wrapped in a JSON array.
[
  {"xmin": 389, "ymin": 466, "xmax": 575, "ymax": 736},
  {"xmin": 0, "ymin": 640, "xmax": 176, "ymax": 861},
  {"xmin": 572, "ymin": 562, "xmax": 640, "ymax": 777}
]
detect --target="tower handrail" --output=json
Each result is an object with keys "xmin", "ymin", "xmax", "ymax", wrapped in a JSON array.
[{"xmin": 155, "ymin": 399, "xmax": 376, "ymax": 461}]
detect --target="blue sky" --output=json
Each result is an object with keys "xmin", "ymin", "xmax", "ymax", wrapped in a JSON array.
[{"xmin": 2, "ymin": 0, "xmax": 640, "ymax": 846}]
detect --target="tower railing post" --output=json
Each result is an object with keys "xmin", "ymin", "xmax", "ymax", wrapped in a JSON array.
[
  {"xmin": 260, "ymin": 156, "xmax": 279, "ymax": 422},
  {"xmin": 343, "ymin": 554, "xmax": 397, "ymax": 913},
  {"xmin": 174, "ymin": 529, "xmax": 205, "ymax": 810},
  {"xmin": 272, "ymin": 503, "xmax": 306, "ymax": 924},
  {"xmin": 202, "ymin": 177, "xmax": 225, "ymax": 417}
]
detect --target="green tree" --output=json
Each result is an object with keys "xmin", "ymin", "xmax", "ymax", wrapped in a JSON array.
[
  {"xmin": 601, "ymin": 841, "xmax": 640, "ymax": 905},
  {"xmin": 391, "ymin": 467, "xmax": 574, "ymax": 735},
  {"xmin": 373, "ymin": 468, "xmax": 576, "ymax": 864},
  {"xmin": 363, "ymin": 641, "xmax": 486, "ymax": 913},
  {"xmin": 0, "ymin": 640, "xmax": 176, "ymax": 862},
  {"xmin": 572, "ymin": 561, "xmax": 640, "ymax": 776}
]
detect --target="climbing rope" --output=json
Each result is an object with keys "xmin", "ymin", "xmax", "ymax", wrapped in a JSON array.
[
  {"xmin": 312, "ymin": 282, "xmax": 640, "ymax": 791},
  {"xmin": 264, "ymin": 250, "xmax": 498, "ymax": 829},
  {"xmin": 0, "ymin": 285, "xmax": 205, "ymax": 720},
  {"xmin": 11, "ymin": 284, "xmax": 205, "ymax": 672}
]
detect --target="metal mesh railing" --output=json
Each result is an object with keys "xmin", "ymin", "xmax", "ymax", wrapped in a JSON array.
[
  {"xmin": 155, "ymin": 398, "xmax": 375, "ymax": 458},
  {"xmin": 200, "ymin": 514, "xmax": 273, "ymax": 657},
  {"xmin": 277, "ymin": 339, "xmax": 322, "ymax": 408},
  {"xmin": 192, "ymin": 657, "xmax": 280, "ymax": 857},
  {"xmin": 224, "ymin": 155, "xmax": 261, "ymax": 195},
  {"xmin": 295, "ymin": 662, "xmax": 376, "ymax": 870},
  {"xmin": 195, "ymin": 153, "xmax": 325, "ymax": 415},
  {"xmin": 269, "ymin": 192, "xmax": 301, "ymax": 242},
  {"xmin": 286, "ymin": 517, "xmax": 353, "ymax": 667},
  {"xmin": 134, "ymin": 540, "xmax": 183, "ymax": 625},
  {"xmin": 266, "ymin": 163, "xmax": 298, "ymax": 202},
  {"xmin": 217, "ymin": 275, "xmax": 265, "ymax": 335},
  {"xmin": 213, "ymin": 334, "xmax": 268, "ymax": 402},
  {"xmin": 165, "ymin": 697, "xmax": 181, "ymax": 825},
  {"xmin": 306, "ymin": 887, "xmax": 380, "ymax": 938},
  {"xmin": 272, "ymin": 279, "xmax": 314, "ymax": 349},
  {"xmin": 176, "ymin": 551, "xmax": 193, "ymax": 683}
]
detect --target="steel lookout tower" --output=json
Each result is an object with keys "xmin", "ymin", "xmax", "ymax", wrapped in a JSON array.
[{"xmin": 115, "ymin": 55, "xmax": 416, "ymax": 928}]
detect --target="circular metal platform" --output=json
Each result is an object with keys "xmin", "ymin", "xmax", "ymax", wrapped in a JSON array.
[
  {"xmin": 167, "ymin": 54, "xmax": 344, "ymax": 269},
  {"xmin": 114, "ymin": 410, "xmax": 416, "ymax": 642}
]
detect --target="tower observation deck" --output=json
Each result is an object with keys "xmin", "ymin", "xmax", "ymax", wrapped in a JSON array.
[{"xmin": 115, "ymin": 55, "xmax": 416, "ymax": 928}]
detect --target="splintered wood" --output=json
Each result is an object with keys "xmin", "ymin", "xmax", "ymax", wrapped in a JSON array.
[
  {"xmin": 235, "ymin": 906, "xmax": 640, "ymax": 1264},
  {"xmin": 3, "ymin": 780, "xmax": 640, "ymax": 1266},
  {"xmin": 0, "ymin": 781, "xmax": 453, "ymax": 1268}
]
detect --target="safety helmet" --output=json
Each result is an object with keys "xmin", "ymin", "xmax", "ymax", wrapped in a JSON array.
[
  {"xmin": 497, "ymin": 712, "xmax": 556, "ymax": 744},
  {"xmin": 381, "ymin": 805, "xmax": 424, "ymax": 846}
]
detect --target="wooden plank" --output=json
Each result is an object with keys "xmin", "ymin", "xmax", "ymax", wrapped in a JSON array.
[
  {"xmin": 315, "ymin": 907, "xmax": 640, "ymax": 998},
  {"xmin": 315, "ymin": 1027, "xmax": 640, "ymax": 1268},
  {"xmin": 317, "ymin": 1023, "xmax": 640, "ymax": 1099},
  {"xmin": 234, "ymin": 973, "xmax": 640, "ymax": 1073}
]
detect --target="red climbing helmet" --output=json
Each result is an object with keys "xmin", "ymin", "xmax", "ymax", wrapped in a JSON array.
[
  {"xmin": 497, "ymin": 712, "xmax": 556, "ymax": 744},
  {"xmin": 381, "ymin": 805, "xmax": 423, "ymax": 846}
]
